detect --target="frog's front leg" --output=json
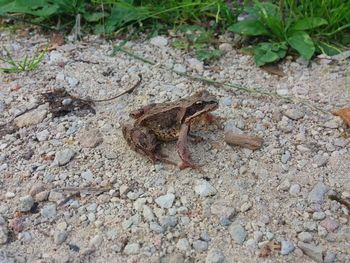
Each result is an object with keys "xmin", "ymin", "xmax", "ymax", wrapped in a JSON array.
[
  {"xmin": 122, "ymin": 124, "xmax": 176, "ymax": 165},
  {"xmin": 176, "ymin": 123, "xmax": 202, "ymax": 170}
]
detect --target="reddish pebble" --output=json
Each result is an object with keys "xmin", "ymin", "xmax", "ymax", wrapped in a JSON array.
[{"xmin": 320, "ymin": 218, "xmax": 339, "ymax": 232}]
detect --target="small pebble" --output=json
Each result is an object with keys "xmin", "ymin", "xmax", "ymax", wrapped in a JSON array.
[
  {"xmin": 280, "ymin": 240, "xmax": 295, "ymax": 255},
  {"xmin": 205, "ymin": 250, "xmax": 225, "ymax": 263},
  {"xmin": 228, "ymin": 224, "xmax": 247, "ymax": 245},
  {"xmin": 123, "ymin": 243, "xmax": 140, "ymax": 255},
  {"xmin": 18, "ymin": 195, "xmax": 34, "ymax": 212},
  {"xmin": 155, "ymin": 193, "xmax": 175, "ymax": 209},
  {"xmin": 192, "ymin": 240, "xmax": 208, "ymax": 252},
  {"xmin": 298, "ymin": 232, "xmax": 313, "ymax": 243},
  {"xmin": 194, "ymin": 180, "xmax": 217, "ymax": 197}
]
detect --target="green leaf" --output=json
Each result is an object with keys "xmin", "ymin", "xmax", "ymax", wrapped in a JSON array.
[
  {"xmin": 196, "ymin": 49, "xmax": 223, "ymax": 62},
  {"xmin": 83, "ymin": 11, "xmax": 108, "ymax": 22},
  {"xmin": 287, "ymin": 31, "xmax": 315, "ymax": 60},
  {"xmin": 291, "ymin": 17, "xmax": 328, "ymax": 31},
  {"xmin": 253, "ymin": 42, "xmax": 287, "ymax": 66},
  {"xmin": 228, "ymin": 19, "xmax": 269, "ymax": 36}
]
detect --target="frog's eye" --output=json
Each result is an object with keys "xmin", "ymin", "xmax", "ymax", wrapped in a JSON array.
[{"xmin": 195, "ymin": 101, "xmax": 203, "ymax": 105}]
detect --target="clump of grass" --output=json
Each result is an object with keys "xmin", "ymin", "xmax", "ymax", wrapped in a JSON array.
[{"xmin": 0, "ymin": 45, "xmax": 48, "ymax": 73}]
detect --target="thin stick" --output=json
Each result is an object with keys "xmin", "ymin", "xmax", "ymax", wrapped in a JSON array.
[
  {"xmin": 116, "ymin": 47, "xmax": 329, "ymax": 114},
  {"xmin": 52, "ymin": 186, "xmax": 112, "ymax": 193}
]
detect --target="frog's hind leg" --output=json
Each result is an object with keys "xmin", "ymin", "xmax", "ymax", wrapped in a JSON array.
[{"xmin": 176, "ymin": 123, "xmax": 202, "ymax": 170}]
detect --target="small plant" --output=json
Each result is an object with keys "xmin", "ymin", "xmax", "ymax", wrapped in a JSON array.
[
  {"xmin": 0, "ymin": 45, "xmax": 48, "ymax": 73},
  {"xmin": 228, "ymin": 0, "xmax": 350, "ymax": 66},
  {"xmin": 172, "ymin": 25, "xmax": 223, "ymax": 63}
]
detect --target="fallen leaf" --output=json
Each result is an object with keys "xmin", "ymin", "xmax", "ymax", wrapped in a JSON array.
[
  {"xmin": 333, "ymin": 107, "xmax": 350, "ymax": 126},
  {"xmin": 224, "ymin": 132, "xmax": 263, "ymax": 150},
  {"xmin": 47, "ymin": 32, "xmax": 65, "ymax": 51},
  {"xmin": 259, "ymin": 241, "xmax": 281, "ymax": 257},
  {"xmin": 261, "ymin": 64, "xmax": 285, "ymax": 77}
]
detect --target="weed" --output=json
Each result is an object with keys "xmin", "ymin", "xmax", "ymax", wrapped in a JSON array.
[
  {"xmin": 229, "ymin": 0, "xmax": 350, "ymax": 66},
  {"xmin": 0, "ymin": 45, "xmax": 48, "ymax": 73}
]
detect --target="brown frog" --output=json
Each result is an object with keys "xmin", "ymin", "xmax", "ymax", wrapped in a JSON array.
[{"xmin": 122, "ymin": 90, "xmax": 219, "ymax": 169}]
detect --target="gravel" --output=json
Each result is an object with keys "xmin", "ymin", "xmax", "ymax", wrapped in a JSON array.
[
  {"xmin": 205, "ymin": 250, "xmax": 225, "ymax": 263},
  {"xmin": 18, "ymin": 195, "xmax": 34, "ymax": 212},
  {"xmin": 1, "ymin": 32, "xmax": 349, "ymax": 262},
  {"xmin": 54, "ymin": 149, "xmax": 76, "ymax": 166},
  {"xmin": 308, "ymin": 182, "xmax": 328, "ymax": 204},
  {"xmin": 194, "ymin": 180, "xmax": 217, "ymax": 197},
  {"xmin": 229, "ymin": 224, "xmax": 247, "ymax": 245},
  {"xmin": 155, "ymin": 193, "xmax": 175, "ymax": 209},
  {"xmin": 280, "ymin": 240, "xmax": 295, "ymax": 255},
  {"xmin": 298, "ymin": 242, "xmax": 323, "ymax": 263}
]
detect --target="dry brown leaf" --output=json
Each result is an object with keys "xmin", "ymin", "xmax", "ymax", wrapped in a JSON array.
[
  {"xmin": 261, "ymin": 64, "xmax": 285, "ymax": 77},
  {"xmin": 333, "ymin": 107, "xmax": 350, "ymax": 126},
  {"xmin": 259, "ymin": 241, "xmax": 281, "ymax": 257},
  {"xmin": 224, "ymin": 132, "xmax": 263, "ymax": 150},
  {"xmin": 47, "ymin": 32, "xmax": 65, "ymax": 51}
]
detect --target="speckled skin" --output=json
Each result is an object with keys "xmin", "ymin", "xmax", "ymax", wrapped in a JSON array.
[{"xmin": 122, "ymin": 90, "xmax": 218, "ymax": 167}]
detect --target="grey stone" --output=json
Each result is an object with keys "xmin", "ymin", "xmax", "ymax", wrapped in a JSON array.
[
  {"xmin": 289, "ymin": 184, "xmax": 301, "ymax": 196},
  {"xmin": 155, "ymin": 193, "xmax": 175, "ymax": 209},
  {"xmin": 0, "ymin": 218, "xmax": 8, "ymax": 245},
  {"xmin": 308, "ymin": 182, "xmax": 328, "ymax": 204},
  {"xmin": 324, "ymin": 252, "xmax": 336, "ymax": 263},
  {"xmin": 149, "ymin": 222, "xmax": 164, "ymax": 233},
  {"xmin": 313, "ymin": 154, "xmax": 329, "ymax": 167},
  {"xmin": 86, "ymin": 203, "xmax": 97, "ymax": 212},
  {"xmin": 284, "ymin": 108, "xmax": 305, "ymax": 120},
  {"xmin": 18, "ymin": 195, "xmax": 34, "ymax": 212},
  {"xmin": 81, "ymin": 170, "xmax": 94, "ymax": 182},
  {"xmin": 192, "ymin": 240, "xmax": 208, "ymax": 251},
  {"xmin": 54, "ymin": 231, "xmax": 68, "ymax": 245},
  {"xmin": 281, "ymin": 151, "xmax": 291, "ymax": 164},
  {"xmin": 161, "ymin": 253, "xmax": 184, "ymax": 263},
  {"xmin": 298, "ymin": 232, "xmax": 313, "ymax": 243},
  {"xmin": 312, "ymin": 211, "xmax": 326, "ymax": 221},
  {"xmin": 334, "ymin": 138, "xmax": 348, "ymax": 147},
  {"xmin": 150, "ymin": 36, "xmax": 168, "ymax": 47},
  {"xmin": 62, "ymin": 98, "xmax": 72, "ymax": 105},
  {"xmin": 41, "ymin": 203, "xmax": 57, "ymax": 220},
  {"xmin": 18, "ymin": 231, "xmax": 32, "ymax": 242},
  {"xmin": 48, "ymin": 191, "xmax": 64, "ymax": 203},
  {"xmin": 194, "ymin": 180, "xmax": 217, "ymax": 197},
  {"xmin": 339, "ymin": 226, "xmax": 350, "ymax": 241},
  {"xmin": 187, "ymin": 58, "xmax": 204, "ymax": 72},
  {"xmin": 54, "ymin": 149, "xmax": 75, "ymax": 166},
  {"xmin": 78, "ymin": 129, "xmax": 103, "ymax": 148},
  {"xmin": 205, "ymin": 250, "xmax": 225, "ymax": 263},
  {"xmin": 36, "ymin": 129, "xmax": 50, "ymax": 141},
  {"xmin": 322, "ymin": 119, "xmax": 340, "ymax": 129},
  {"xmin": 298, "ymin": 242, "xmax": 323, "ymax": 263},
  {"xmin": 143, "ymin": 205, "xmax": 155, "ymax": 221},
  {"xmin": 14, "ymin": 107, "xmax": 47, "ymax": 128},
  {"xmin": 173, "ymin": 64, "xmax": 186, "ymax": 73},
  {"xmin": 124, "ymin": 243, "xmax": 140, "ymax": 255},
  {"xmin": 222, "ymin": 97, "xmax": 232, "ymax": 107},
  {"xmin": 89, "ymin": 234, "xmax": 103, "ymax": 248},
  {"xmin": 280, "ymin": 240, "xmax": 295, "ymax": 255},
  {"xmin": 176, "ymin": 238, "xmax": 190, "ymax": 251},
  {"xmin": 229, "ymin": 224, "xmax": 247, "ymax": 244},
  {"xmin": 66, "ymin": 76, "xmax": 79, "ymax": 87},
  {"xmin": 159, "ymin": 216, "xmax": 177, "ymax": 228}
]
